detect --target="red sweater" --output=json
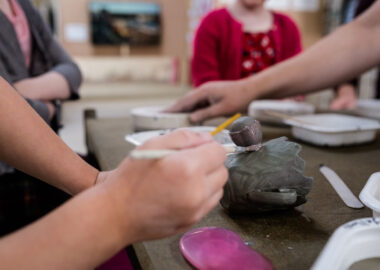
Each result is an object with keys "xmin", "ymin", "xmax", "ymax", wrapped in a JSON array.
[{"xmin": 191, "ymin": 8, "xmax": 302, "ymax": 87}]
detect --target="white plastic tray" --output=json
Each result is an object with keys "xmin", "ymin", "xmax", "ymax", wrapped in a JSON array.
[
  {"xmin": 284, "ymin": 114, "xmax": 380, "ymax": 146},
  {"xmin": 125, "ymin": 126, "xmax": 233, "ymax": 146},
  {"xmin": 248, "ymin": 100, "xmax": 315, "ymax": 124},
  {"xmin": 131, "ymin": 106, "xmax": 190, "ymax": 131},
  {"xmin": 312, "ymin": 218, "xmax": 380, "ymax": 270},
  {"xmin": 360, "ymin": 172, "xmax": 380, "ymax": 218},
  {"xmin": 355, "ymin": 100, "xmax": 380, "ymax": 120}
]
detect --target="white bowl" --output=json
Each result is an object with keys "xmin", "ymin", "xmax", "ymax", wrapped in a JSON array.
[
  {"xmin": 131, "ymin": 106, "xmax": 190, "ymax": 131},
  {"xmin": 356, "ymin": 99, "xmax": 380, "ymax": 120},
  {"xmin": 360, "ymin": 172, "xmax": 380, "ymax": 218},
  {"xmin": 248, "ymin": 100, "xmax": 315, "ymax": 124},
  {"xmin": 312, "ymin": 218, "xmax": 380, "ymax": 270},
  {"xmin": 284, "ymin": 114, "xmax": 380, "ymax": 147}
]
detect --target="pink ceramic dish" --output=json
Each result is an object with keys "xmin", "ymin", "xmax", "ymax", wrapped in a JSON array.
[{"xmin": 180, "ymin": 227, "xmax": 273, "ymax": 270}]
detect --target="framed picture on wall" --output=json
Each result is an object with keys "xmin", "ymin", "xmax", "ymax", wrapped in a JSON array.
[{"xmin": 89, "ymin": 1, "xmax": 161, "ymax": 46}]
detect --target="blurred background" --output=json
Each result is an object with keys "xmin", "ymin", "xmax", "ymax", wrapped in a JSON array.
[{"xmin": 30, "ymin": 0, "xmax": 378, "ymax": 154}]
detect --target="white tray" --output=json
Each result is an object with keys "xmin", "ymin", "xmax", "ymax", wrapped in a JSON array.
[
  {"xmin": 312, "ymin": 218, "xmax": 380, "ymax": 270},
  {"xmin": 131, "ymin": 106, "xmax": 190, "ymax": 131},
  {"xmin": 355, "ymin": 99, "xmax": 380, "ymax": 120},
  {"xmin": 125, "ymin": 126, "xmax": 233, "ymax": 146},
  {"xmin": 360, "ymin": 172, "xmax": 380, "ymax": 218},
  {"xmin": 284, "ymin": 114, "xmax": 380, "ymax": 146},
  {"xmin": 248, "ymin": 100, "xmax": 315, "ymax": 124}
]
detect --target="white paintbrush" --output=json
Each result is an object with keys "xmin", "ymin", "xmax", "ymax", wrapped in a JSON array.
[{"xmin": 129, "ymin": 144, "xmax": 260, "ymax": 160}]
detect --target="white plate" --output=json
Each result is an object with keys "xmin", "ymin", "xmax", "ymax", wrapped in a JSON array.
[
  {"xmin": 125, "ymin": 126, "xmax": 234, "ymax": 146},
  {"xmin": 312, "ymin": 218, "xmax": 380, "ymax": 270},
  {"xmin": 284, "ymin": 114, "xmax": 380, "ymax": 146},
  {"xmin": 360, "ymin": 172, "xmax": 380, "ymax": 218},
  {"xmin": 356, "ymin": 99, "xmax": 380, "ymax": 120},
  {"xmin": 248, "ymin": 100, "xmax": 315, "ymax": 124},
  {"xmin": 131, "ymin": 106, "xmax": 190, "ymax": 131}
]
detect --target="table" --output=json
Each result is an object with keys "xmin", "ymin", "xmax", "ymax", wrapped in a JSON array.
[{"xmin": 85, "ymin": 113, "xmax": 379, "ymax": 270}]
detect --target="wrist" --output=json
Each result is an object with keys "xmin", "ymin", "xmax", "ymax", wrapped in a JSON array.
[{"xmin": 97, "ymin": 168, "xmax": 139, "ymax": 244}]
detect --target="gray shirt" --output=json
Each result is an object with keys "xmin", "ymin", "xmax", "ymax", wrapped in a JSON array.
[
  {"xmin": 0, "ymin": 0, "xmax": 82, "ymax": 174},
  {"xmin": 0, "ymin": 0, "xmax": 82, "ymax": 120}
]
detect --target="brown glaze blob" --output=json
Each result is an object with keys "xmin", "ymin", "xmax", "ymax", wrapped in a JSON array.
[{"xmin": 229, "ymin": 117, "xmax": 262, "ymax": 147}]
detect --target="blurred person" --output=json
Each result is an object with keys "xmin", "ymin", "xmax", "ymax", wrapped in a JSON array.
[
  {"xmin": 0, "ymin": 0, "xmax": 81, "ymax": 236},
  {"xmin": 192, "ymin": 0, "xmax": 302, "ymax": 95},
  {"xmin": 330, "ymin": 0, "xmax": 378, "ymax": 110},
  {"xmin": 166, "ymin": 0, "xmax": 380, "ymax": 123},
  {"xmin": 0, "ymin": 77, "xmax": 228, "ymax": 270}
]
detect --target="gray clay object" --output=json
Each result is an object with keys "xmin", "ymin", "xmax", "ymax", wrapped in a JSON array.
[
  {"xmin": 221, "ymin": 137, "xmax": 313, "ymax": 214},
  {"xmin": 229, "ymin": 117, "xmax": 262, "ymax": 147}
]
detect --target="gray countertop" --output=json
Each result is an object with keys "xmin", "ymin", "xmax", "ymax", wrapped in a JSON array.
[{"xmin": 85, "ymin": 116, "xmax": 378, "ymax": 270}]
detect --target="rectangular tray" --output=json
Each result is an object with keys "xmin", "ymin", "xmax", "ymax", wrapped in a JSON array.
[{"xmin": 284, "ymin": 114, "xmax": 380, "ymax": 147}]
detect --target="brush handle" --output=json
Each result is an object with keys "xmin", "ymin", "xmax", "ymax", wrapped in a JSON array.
[{"xmin": 130, "ymin": 145, "xmax": 237, "ymax": 160}]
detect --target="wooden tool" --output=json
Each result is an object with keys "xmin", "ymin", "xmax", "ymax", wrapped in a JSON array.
[{"xmin": 211, "ymin": 113, "xmax": 242, "ymax": 136}]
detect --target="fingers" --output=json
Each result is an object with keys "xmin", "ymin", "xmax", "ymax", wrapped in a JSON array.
[
  {"xmin": 164, "ymin": 90, "xmax": 209, "ymax": 113},
  {"xmin": 200, "ymin": 189, "xmax": 224, "ymax": 218},
  {"xmin": 139, "ymin": 129, "xmax": 213, "ymax": 150},
  {"xmin": 203, "ymin": 166, "xmax": 228, "ymax": 198},
  {"xmin": 174, "ymin": 140, "xmax": 227, "ymax": 175},
  {"xmin": 189, "ymin": 102, "xmax": 227, "ymax": 123}
]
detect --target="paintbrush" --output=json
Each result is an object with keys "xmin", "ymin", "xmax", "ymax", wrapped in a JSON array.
[
  {"xmin": 211, "ymin": 113, "xmax": 242, "ymax": 136},
  {"xmin": 130, "ymin": 144, "xmax": 255, "ymax": 160},
  {"xmin": 130, "ymin": 113, "xmax": 249, "ymax": 160}
]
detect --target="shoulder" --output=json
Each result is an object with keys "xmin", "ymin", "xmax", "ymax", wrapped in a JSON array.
[
  {"xmin": 272, "ymin": 12, "xmax": 300, "ymax": 31},
  {"xmin": 200, "ymin": 8, "xmax": 233, "ymax": 26}
]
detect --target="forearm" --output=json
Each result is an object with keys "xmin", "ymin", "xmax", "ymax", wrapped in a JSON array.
[
  {"xmin": 0, "ymin": 78, "xmax": 97, "ymax": 194},
  {"xmin": 14, "ymin": 71, "xmax": 71, "ymax": 101},
  {"xmin": 245, "ymin": 7, "xmax": 380, "ymax": 99},
  {"xmin": 0, "ymin": 184, "xmax": 130, "ymax": 270}
]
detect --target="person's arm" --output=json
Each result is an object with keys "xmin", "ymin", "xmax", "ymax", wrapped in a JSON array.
[
  {"xmin": 191, "ymin": 13, "xmax": 223, "ymax": 87},
  {"xmin": 0, "ymin": 75, "xmax": 227, "ymax": 268},
  {"xmin": 0, "ymin": 77, "xmax": 97, "ymax": 195},
  {"xmin": 14, "ymin": 71, "xmax": 72, "ymax": 101},
  {"xmin": 166, "ymin": 1, "xmax": 380, "ymax": 122},
  {"xmin": 14, "ymin": 2, "xmax": 82, "ymax": 101},
  {"xmin": 0, "ymin": 129, "xmax": 227, "ymax": 270}
]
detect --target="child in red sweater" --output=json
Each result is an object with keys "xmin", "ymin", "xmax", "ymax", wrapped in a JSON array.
[{"xmin": 192, "ymin": 0, "xmax": 302, "ymax": 88}]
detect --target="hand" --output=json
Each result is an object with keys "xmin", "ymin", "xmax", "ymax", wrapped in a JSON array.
[
  {"xmin": 165, "ymin": 80, "xmax": 254, "ymax": 123},
  {"xmin": 43, "ymin": 101, "xmax": 56, "ymax": 120},
  {"xmin": 101, "ymin": 130, "xmax": 228, "ymax": 243},
  {"xmin": 330, "ymin": 84, "xmax": 357, "ymax": 110}
]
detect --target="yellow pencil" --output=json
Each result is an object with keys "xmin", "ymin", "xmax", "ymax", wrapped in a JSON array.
[{"xmin": 211, "ymin": 113, "xmax": 242, "ymax": 136}]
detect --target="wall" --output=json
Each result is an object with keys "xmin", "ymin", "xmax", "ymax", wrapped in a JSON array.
[{"xmin": 53, "ymin": 0, "xmax": 189, "ymax": 58}]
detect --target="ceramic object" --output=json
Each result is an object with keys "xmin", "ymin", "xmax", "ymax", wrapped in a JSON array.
[
  {"xmin": 180, "ymin": 227, "xmax": 273, "ymax": 270},
  {"xmin": 311, "ymin": 218, "xmax": 380, "ymax": 270},
  {"xmin": 355, "ymin": 99, "xmax": 380, "ymax": 120},
  {"xmin": 125, "ymin": 126, "xmax": 233, "ymax": 146},
  {"xmin": 360, "ymin": 172, "xmax": 380, "ymax": 218},
  {"xmin": 284, "ymin": 114, "xmax": 380, "ymax": 147},
  {"xmin": 222, "ymin": 137, "xmax": 312, "ymax": 214},
  {"xmin": 248, "ymin": 100, "xmax": 315, "ymax": 124},
  {"xmin": 131, "ymin": 106, "xmax": 190, "ymax": 131},
  {"xmin": 229, "ymin": 117, "xmax": 262, "ymax": 147}
]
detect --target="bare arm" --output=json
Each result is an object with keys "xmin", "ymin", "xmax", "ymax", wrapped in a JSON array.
[
  {"xmin": 0, "ymin": 96, "xmax": 227, "ymax": 269},
  {"xmin": 249, "ymin": 1, "xmax": 380, "ymax": 99},
  {"xmin": 0, "ymin": 77, "xmax": 97, "ymax": 194},
  {"xmin": 166, "ymin": 0, "xmax": 380, "ymax": 122},
  {"xmin": 14, "ymin": 71, "xmax": 71, "ymax": 100}
]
